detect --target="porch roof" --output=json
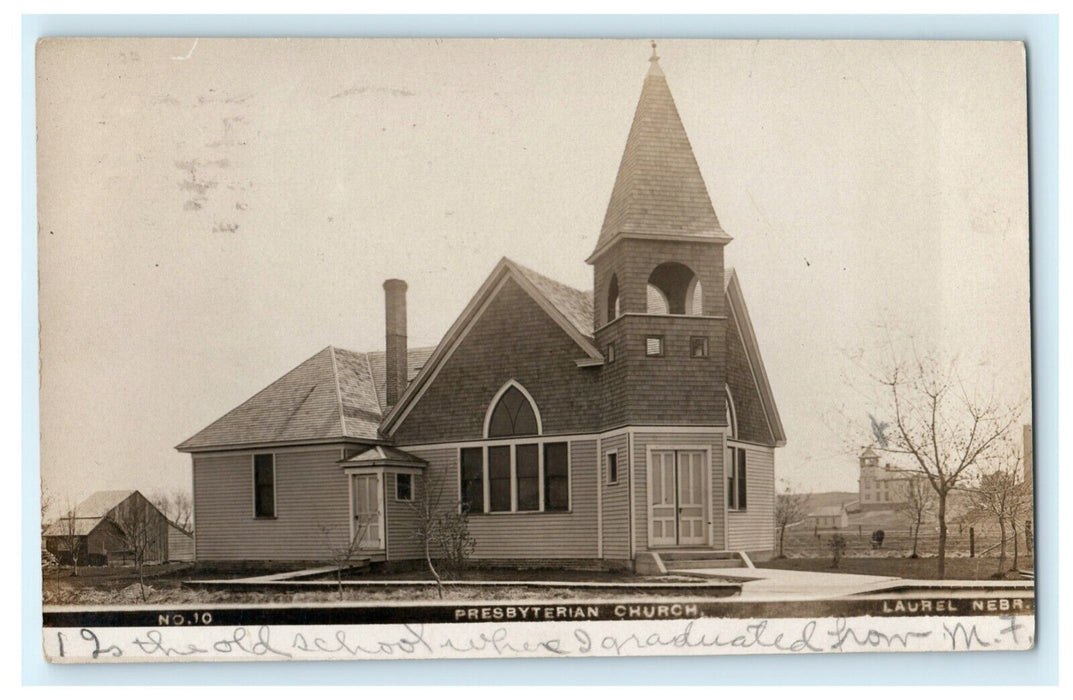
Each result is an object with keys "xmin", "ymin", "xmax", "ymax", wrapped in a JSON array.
[{"xmin": 340, "ymin": 445, "xmax": 428, "ymax": 469}]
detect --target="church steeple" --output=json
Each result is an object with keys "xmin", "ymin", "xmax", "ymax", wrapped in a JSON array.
[{"xmin": 587, "ymin": 43, "xmax": 729, "ymax": 264}]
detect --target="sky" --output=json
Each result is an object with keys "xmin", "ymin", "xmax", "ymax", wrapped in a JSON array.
[{"xmin": 36, "ymin": 38, "xmax": 1031, "ymax": 514}]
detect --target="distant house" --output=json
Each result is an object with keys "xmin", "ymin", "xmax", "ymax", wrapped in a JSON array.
[
  {"xmin": 43, "ymin": 490, "xmax": 170, "ymax": 566},
  {"xmin": 804, "ymin": 504, "xmax": 849, "ymax": 530},
  {"xmin": 167, "ymin": 521, "xmax": 195, "ymax": 562}
]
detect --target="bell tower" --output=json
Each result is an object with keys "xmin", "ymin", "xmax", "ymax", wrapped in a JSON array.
[{"xmin": 590, "ymin": 44, "xmax": 732, "ymax": 429}]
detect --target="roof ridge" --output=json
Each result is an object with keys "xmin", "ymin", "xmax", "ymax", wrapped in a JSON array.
[
  {"xmin": 327, "ymin": 346, "xmax": 348, "ymax": 438},
  {"xmin": 364, "ymin": 351, "xmax": 382, "ymax": 417}
]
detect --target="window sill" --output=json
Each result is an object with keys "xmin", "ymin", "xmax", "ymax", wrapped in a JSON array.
[
  {"xmin": 254, "ymin": 516, "xmax": 278, "ymax": 520},
  {"xmin": 469, "ymin": 509, "xmax": 573, "ymax": 517}
]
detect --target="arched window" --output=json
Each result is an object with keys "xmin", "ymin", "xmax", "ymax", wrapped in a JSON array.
[
  {"xmin": 485, "ymin": 381, "xmax": 541, "ymax": 438},
  {"xmin": 725, "ymin": 386, "xmax": 738, "ymax": 438},
  {"xmin": 647, "ymin": 262, "xmax": 703, "ymax": 315},
  {"xmin": 607, "ymin": 274, "xmax": 621, "ymax": 323}
]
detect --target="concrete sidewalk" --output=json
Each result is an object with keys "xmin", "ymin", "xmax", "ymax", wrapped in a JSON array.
[{"xmin": 677, "ymin": 566, "xmax": 901, "ymax": 600}]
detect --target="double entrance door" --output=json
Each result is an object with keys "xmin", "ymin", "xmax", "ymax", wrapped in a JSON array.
[{"xmin": 648, "ymin": 449, "xmax": 708, "ymax": 547}]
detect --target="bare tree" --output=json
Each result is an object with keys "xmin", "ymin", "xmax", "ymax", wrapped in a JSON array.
[
  {"xmin": 858, "ymin": 337, "xmax": 1023, "ymax": 578},
  {"xmin": 410, "ymin": 471, "xmax": 476, "ymax": 599},
  {"xmin": 151, "ymin": 490, "xmax": 193, "ymax": 533},
  {"xmin": 57, "ymin": 501, "xmax": 82, "ymax": 576},
  {"xmin": 896, "ymin": 474, "xmax": 935, "ymax": 558},
  {"xmin": 108, "ymin": 499, "xmax": 164, "ymax": 602},
  {"xmin": 966, "ymin": 436, "xmax": 1033, "ymax": 574},
  {"xmin": 774, "ymin": 488, "xmax": 809, "ymax": 559},
  {"xmin": 317, "ymin": 519, "xmax": 370, "ymax": 600},
  {"xmin": 41, "ymin": 486, "xmax": 54, "ymax": 530}
]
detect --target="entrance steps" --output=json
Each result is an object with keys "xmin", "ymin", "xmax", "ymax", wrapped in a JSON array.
[{"xmin": 636, "ymin": 550, "xmax": 751, "ymax": 575}]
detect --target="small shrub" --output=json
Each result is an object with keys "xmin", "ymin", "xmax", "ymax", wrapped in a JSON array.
[{"xmin": 829, "ymin": 534, "xmax": 848, "ymax": 569}]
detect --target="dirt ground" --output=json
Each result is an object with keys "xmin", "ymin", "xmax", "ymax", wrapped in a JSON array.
[
  {"xmin": 41, "ymin": 563, "xmax": 726, "ymax": 605},
  {"xmin": 761, "ymin": 555, "xmax": 1034, "ymax": 580}
]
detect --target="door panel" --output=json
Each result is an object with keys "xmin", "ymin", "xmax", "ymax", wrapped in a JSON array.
[
  {"xmin": 352, "ymin": 473, "xmax": 383, "ymax": 549},
  {"xmin": 677, "ymin": 451, "xmax": 707, "ymax": 545},
  {"xmin": 649, "ymin": 450, "xmax": 677, "ymax": 547},
  {"xmin": 648, "ymin": 449, "xmax": 708, "ymax": 547}
]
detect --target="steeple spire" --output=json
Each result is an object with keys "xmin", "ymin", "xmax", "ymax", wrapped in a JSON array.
[{"xmin": 588, "ymin": 44, "xmax": 728, "ymax": 263}]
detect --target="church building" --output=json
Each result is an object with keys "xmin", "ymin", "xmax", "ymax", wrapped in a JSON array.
[{"xmin": 177, "ymin": 48, "xmax": 787, "ymax": 571}]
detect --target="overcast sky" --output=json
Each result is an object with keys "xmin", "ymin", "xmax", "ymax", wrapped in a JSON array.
[{"xmin": 37, "ymin": 38, "xmax": 1030, "ymax": 513}]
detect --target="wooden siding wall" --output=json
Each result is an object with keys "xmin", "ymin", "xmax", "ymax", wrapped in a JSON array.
[
  {"xmin": 404, "ymin": 440, "xmax": 599, "ymax": 560},
  {"xmin": 167, "ymin": 527, "xmax": 195, "ymax": 561},
  {"xmin": 104, "ymin": 492, "xmax": 170, "ymax": 562},
  {"xmin": 631, "ymin": 431, "xmax": 725, "ymax": 552},
  {"xmin": 726, "ymin": 444, "xmax": 776, "ymax": 553},
  {"xmin": 385, "ymin": 472, "xmax": 424, "ymax": 561},
  {"xmin": 600, "ymin": 433, "xmax": 630, "ymax": 560},
  {"xmin": 192, "ymin": 447, "xmax": 349, "ymax": 560}
]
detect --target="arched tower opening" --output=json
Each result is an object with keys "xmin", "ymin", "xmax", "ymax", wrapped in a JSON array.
[{"xmin": 647, "ymin": 261, "xmax": 703, "ymax": 315}]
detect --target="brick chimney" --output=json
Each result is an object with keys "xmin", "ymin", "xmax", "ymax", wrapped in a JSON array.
[{"xmin": 383, "ymin": 279, "xmax": 408, "ymax": 409}]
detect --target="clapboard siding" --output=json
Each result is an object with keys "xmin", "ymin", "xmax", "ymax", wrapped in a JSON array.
[
  {"xmin": 600, "ymin": 433, "xmax": 630, "ymax": 560},
  {"xmin": 726, "ymin": 444, "xmax": 775, "ymax": 552},
  {"xmin": 167, "ymin": 525, "xmax": 195, "ymax": 561},
  {"xmin": 405, "ymin": 440, "xmax": 599, "ymax": 559},
  {"xmin": 632, "ymin": 431, "xmax": 725, "ymax": 552},
  {"xmin": 192, "ymin": 447, "xmax": 350, "ymax": 560},
  {"xmin": 385, "ymin": 472, "xmax": 424, "ymax": 561}
]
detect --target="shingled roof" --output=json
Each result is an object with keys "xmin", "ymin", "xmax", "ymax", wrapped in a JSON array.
[
  {"xmin": 589, "ymin": 53, "xmax": 729, "ymax": 262},
  {"xmin": 508, "ymin": 258, "xmax": 594, "ymax": 339},
  {"xmin": 176, "ymin": 346, "xmax": 435, "ymax": 451}
]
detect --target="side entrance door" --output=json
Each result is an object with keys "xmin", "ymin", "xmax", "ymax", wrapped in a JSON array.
[
  {"xmin": 351, "ymin": 473, "xmax": 384, "ymax": 549},
  {"xmin": 648, "ymin": 449, "xmax": 708, "ymax": 547}
]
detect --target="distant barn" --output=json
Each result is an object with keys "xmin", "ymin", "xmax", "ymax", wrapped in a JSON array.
[{"xmin": 43, "ymin": 490, "xmax": 189, "ymax": 566}]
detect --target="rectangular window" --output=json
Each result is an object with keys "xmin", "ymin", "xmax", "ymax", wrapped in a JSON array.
[
  {"xmin": 737, "ymin": 447, "xmax": 748, "ymax": 509},
  {"xmin": 460, "ymin": 442, "xmax": 571, "ymax": 513},
  {"xmin": 488, "ymin": 445, "xmax": 512, "ymax": 512},
  {"xmin": 606, "ymin": 451, "xmax": 619, "ymax": 485},
  {"xmin": 727, "ymin": 446, "xmax": 748, "ymax": 510},
  {"xmin": 460, "ymin": 447, "xmax": 484, "ymax": 513},
  {"xmin": 645, "ymin": 336, "xmax": 664, "ymax": 357},
  {"xmin": 395, "ymin": 473, "xmax": 413, "ymax": 502},
  {"xmin": 606, "ymin": 342, "xmax": 616, "ymax": 364},
  {"xmin": 690, "ymin": 336, "xmax": 709, "ymax": 358},
  {"xmin": 516, "ymin": 444, "xmax": 540, "ymax": 511},
  {"xmin": 544, "ymin": 442, "xmax": 570, "ymax": 511},
  {"xmin": 253, "ymin": 454, "xmax": 275, "ymax": 518}
]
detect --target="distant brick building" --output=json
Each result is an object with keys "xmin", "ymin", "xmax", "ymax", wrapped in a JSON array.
[
  {"xmin": 178, "ymin": 50, "xmax": 786, "ymax": 568},
  {"xmin": 856, "ymin": 446, "xmax": 924, "ymax": 512}
]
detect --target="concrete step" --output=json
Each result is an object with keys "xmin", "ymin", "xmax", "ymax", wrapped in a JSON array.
[
  {"xmin": 657, "ymin": 550, "xmax": 739, "ymax": 561},
  {"xmin": 665, "ymin": 558, "xmax": 745, "ymax": 570}
]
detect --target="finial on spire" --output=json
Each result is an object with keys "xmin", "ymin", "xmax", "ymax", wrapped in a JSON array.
[{"xmin": 649, "ymin": 40, "xmax": 660, "ymax": 63}]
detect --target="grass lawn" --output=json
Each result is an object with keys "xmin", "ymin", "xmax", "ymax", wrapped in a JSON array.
[{"xmin": 763, "ymin": 555, "xmax": 1033, "ymax": 580}]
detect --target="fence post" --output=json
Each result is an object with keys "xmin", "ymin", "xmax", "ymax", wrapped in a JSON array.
[{"xmin": 969, "ymin": 527, "xmax": 975, "ymax": 558}]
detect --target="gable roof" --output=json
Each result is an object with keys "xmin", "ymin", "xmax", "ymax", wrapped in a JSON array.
[
  {"xmin": 177, "ymin": 345, "xmax": 434, "ymax": 452},
  {"xmin": 70, "ymin": 490, "xmax": 136, "ymax": 518},
  {"xmin": 725, "ymin": 268, "xmax": 787, "ymax": 447},
  {"xmin": 42, "ymin": 490, "xmax": 138, "ymax": 537},
  {"xmin": 43, "ymin": 517, "xmax": 106, "ymax": 537},
  {"xmin": 589, "ymin": 56, "xmax": 729, "ymax": 262},
  {"xmin": 380, "ymin": 257, "xmax": 602, "ymax": 436}
]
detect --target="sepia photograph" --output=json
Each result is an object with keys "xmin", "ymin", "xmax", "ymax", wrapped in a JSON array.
[{"xmin": 35, "ymin": 37, "xmax": 1034, "ymax": 662}]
